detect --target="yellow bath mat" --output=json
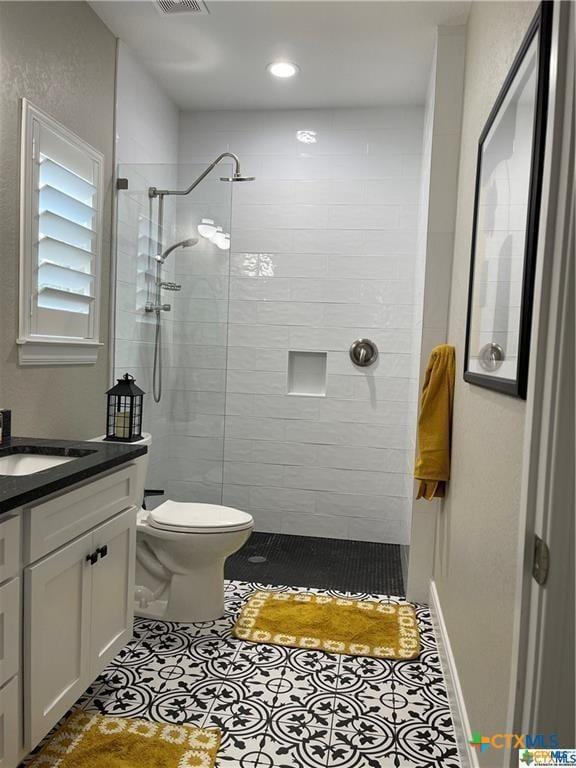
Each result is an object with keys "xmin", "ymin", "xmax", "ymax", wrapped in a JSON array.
[
  {"xmin": 233, "ymin": 590, "xmax": 420, "ymax": 660},
  {"xmin": 28, "ymin": 709, "xmax": 221, "ymax": 768}
]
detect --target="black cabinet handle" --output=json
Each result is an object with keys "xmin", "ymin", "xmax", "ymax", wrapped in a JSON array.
[{"xmin": 86, "ymin": 545, "xmax": 108, "ymax": 565}]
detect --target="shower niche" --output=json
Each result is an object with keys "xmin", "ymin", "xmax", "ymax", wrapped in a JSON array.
[{"xmin": 287, "ymin": 351, "xmax": 327, "ymax": 397}]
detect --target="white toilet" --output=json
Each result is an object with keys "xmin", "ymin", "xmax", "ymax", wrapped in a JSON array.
[{"xmin": 92, "ymin": 432, "xmax": 253, "ymax": 622}]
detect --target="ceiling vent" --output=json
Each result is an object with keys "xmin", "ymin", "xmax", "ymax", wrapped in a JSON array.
[{"xmin": 154, "ymin": 0, "xmax": 209, "ymax": 16}]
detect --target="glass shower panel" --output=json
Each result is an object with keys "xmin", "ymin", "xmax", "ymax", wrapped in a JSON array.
[{"xmin": 114, "ymin": 163, "xmax": 233, "ymax": 506}]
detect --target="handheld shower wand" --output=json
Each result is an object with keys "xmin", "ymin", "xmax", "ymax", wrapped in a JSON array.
[{"xmin": 155, "ymin": 237, "xmax": 198, "ymax": 263}]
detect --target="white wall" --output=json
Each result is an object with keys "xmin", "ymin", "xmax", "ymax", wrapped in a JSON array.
[
  {"xmin": 432, "ymin": 1, "xmax": 537, "ymax": 754},
  {"xmin": 407, "ymin": 27, "xmax": 467, "ymax": 601},
  {"xmin": 0, "ymin": 1, "xmax": 116, "ymax": 440},
  {"xmin": 178, "ymin": 108, "xmax": 424, "ymax": 544},
  {"xmin": 115, "ymin": 42, "xmax": 179, "ymax": 166}
]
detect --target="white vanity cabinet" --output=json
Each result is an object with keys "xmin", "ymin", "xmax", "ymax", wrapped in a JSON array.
[
  {"xmin": 0, "ymin": 460, "xmax": 141, "ymax": 759},
  {"xmin": 25, "ymin": 506, "xmax": 136, "ymax": 747},
  {"xmin": 0, "ymin": 516, "xmax": 21, "ymax": 768}
]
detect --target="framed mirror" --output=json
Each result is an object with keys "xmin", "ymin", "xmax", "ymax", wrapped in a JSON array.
[{"xmin": 464, "ymin": 2, "xmax": 553, "ymax": 398}]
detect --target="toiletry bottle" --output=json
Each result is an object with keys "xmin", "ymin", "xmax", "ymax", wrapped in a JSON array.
[{"xmin": 0, "ymin": 409, "xmax": 11, "ymax": 445}]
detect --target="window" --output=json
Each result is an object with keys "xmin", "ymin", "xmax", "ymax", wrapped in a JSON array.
[{"xmin": 18, "ymin": 99, "xmax": 104, "ymax": 365}]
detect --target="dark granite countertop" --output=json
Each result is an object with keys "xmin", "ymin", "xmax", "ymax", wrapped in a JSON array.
[{"xmin": 0, "ymin": 437, "xmax": 147, "ymax": 515}]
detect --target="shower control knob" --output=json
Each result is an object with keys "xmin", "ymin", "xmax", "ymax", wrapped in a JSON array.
[{"xmin": 349, "ymin": 339, "xmax": 379, "ymax": 367}]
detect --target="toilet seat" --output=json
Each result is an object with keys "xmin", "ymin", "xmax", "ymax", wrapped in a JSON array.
[{"xmin": 148, "ymin": 500, "xmax": 253, "ymax": 534}]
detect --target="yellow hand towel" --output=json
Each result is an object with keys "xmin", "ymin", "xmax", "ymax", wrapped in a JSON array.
[{"xmin": 414, "ymin": 344, "xmax": 455, "ymax": 500}]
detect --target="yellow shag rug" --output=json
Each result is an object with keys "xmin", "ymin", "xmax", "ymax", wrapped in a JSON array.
[
  {"xmin": 232, "ymin": 590, "xmax": 420, "ymax": 660},
  {"xmin": 28, "ymin": 710, "xmax": 221, "ymax": 768}
]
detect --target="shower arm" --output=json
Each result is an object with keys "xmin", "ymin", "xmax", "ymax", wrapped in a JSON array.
[{"xmin": 148, "ymin": 152, "xmax": 241, "ymax": 199}]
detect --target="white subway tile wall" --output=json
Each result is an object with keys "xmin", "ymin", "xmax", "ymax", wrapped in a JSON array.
[{"xmin": 175, "ymin": 107, "xmax": 425, "ymax": 544}]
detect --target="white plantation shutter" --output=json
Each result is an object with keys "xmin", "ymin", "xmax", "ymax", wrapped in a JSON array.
[{"xmin": 18, "ymin": 100, "xmax": 104, "ymax": 365}]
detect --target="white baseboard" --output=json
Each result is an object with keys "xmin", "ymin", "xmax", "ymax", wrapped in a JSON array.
[{"xmin": 429, "ymin": 580, "xmax": 479, "ymax": 768}]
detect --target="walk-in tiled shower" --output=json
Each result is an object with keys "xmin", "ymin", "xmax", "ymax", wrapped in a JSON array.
[{"xmin": 114, "ymin": 107, "xmax": 426, "ymax": 547}]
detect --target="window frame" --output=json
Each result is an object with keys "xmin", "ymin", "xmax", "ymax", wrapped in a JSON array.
[{"xmin": 17, "ymin": 99, "xmax": 104, "ymax": 365}]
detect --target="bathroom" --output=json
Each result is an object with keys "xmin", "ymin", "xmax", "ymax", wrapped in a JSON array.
[{"xmin": 0, "ymin": 1, "xmax": 573, "ymax": 767}]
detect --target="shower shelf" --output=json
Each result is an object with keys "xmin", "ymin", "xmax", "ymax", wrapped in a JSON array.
[{"xmin": 287, "ymin": 350, "xmax": 327, "ymax": 397}]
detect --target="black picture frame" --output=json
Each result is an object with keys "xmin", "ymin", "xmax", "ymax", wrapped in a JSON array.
[{"xmin": 463, "ymin": 1, "xmax": 553, "ymax": 399}]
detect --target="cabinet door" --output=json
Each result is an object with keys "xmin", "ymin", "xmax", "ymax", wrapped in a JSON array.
[
  {"xmin": 0, "ymin": 516, "xmax": 20, "ymax": 584},
  {"xmin": 0, "ymin": 677, "xmax": 19, "ymax": 768},
  {"xmin": 25, "ymin": 533, "xmax": 92, "ymax": 748},
  {"xmin": 0, "ymin": 579, "xmax": 19, "ymax": 688},
  {"xmin": 90, "ymin": 507, "xmax": 136, "ymax": 679}
]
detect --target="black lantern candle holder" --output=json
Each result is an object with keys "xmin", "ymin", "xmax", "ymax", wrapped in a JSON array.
[{"xmin": 105, "ymin": 373, "xmax": 145, "ymax": 442}]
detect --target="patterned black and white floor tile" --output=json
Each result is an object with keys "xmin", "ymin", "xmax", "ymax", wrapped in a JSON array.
[{"xmin": 76, "ymin": 580, "xmax": 460, "ymax": 768}]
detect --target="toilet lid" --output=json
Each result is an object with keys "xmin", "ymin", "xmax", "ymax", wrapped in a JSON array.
[{"xmin": 148, "ymin": 500, "xmax": 253, "ymax": 534}]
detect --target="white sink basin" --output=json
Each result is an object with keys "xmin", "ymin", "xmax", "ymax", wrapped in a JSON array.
[{"xmin": 0, "ymin": 454, "xmax": 75, "ymax": 476}]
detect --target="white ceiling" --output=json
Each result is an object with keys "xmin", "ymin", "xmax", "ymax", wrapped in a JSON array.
[{"xmin": 90, "ymin": 0, "xmax": 470, "ymax": 111}]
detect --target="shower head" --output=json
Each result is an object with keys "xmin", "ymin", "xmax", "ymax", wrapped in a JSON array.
[
  {"xmin": 149, "ymin": 152, "xmax": 256, "ymax": 198},
  {"xmin": 220, "ymin": 171, "xmax": 256, "ymax": 183},
  {"xmin": 159, "ymin": 237, "xmax": 198, "ymax": 263}
]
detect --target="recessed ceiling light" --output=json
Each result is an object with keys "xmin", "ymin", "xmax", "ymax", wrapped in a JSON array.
[{"xmin": 267, "ymin": 61, "xmax": 299, "ymax": 79}]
